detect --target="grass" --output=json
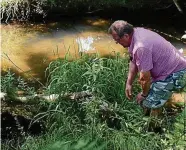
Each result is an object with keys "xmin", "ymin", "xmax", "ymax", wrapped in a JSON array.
[
  {"xmin": 46, "ymin": 53, "xmax": 131, "ymax": 100},
  {"xmin": 1, "ymin": 53, "xmax": 186, "ymax": 150}
]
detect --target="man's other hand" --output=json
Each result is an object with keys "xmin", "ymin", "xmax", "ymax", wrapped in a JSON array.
[{"xmin": 136, "ymin": 93, "xmax": 145, "ymax": 105}]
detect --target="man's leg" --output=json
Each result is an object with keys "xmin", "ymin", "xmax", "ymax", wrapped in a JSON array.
[
  {"xmin": 142, "ymin": 81, "xmax": 173, "ymax": 110},
  {"xmin": 142, "ymin": 68, "xmax": 186, "ymax": 111},
  {"xmin": 165, "ymin": 92, "xmax": 185, "ymax": 108},
  {"xmin": 141, "ymin": 69, "xmax": 186, "ymax": 132}
]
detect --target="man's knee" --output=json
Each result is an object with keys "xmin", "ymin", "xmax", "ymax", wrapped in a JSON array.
[{"xmin": 164, "ymin": 92, "xmax": 185, "ymax": 108}]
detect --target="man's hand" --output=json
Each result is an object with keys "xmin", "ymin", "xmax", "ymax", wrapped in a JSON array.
[
  {"xmin": 136, "ymin": 93, "xmax": 145, "ymax": 105},
  {"xmin": 125, "ymin": 83, "xmax": 132, "ymax": 99}
]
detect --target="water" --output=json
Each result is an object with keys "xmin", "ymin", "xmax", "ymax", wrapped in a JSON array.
[{"xmin": 1, "ymin": 17, "xmax": 186, "ymax": 81}]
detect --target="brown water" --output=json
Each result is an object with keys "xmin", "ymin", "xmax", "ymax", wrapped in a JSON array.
[{"xmin": 1, "ymin": 17, "xmax": 186, "ymax": 81}]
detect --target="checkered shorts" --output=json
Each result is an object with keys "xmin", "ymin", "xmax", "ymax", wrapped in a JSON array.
[{"xmin": 142, "ymin": 69, "xmax": 186, "ymax": 109}]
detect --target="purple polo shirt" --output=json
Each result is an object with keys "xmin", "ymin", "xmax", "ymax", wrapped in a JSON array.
[{"xmin": 128, "ymin": 27, "xmax": 186, "ymax": 82}]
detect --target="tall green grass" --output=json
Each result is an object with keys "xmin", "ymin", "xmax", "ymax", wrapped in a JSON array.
[
  {"xmin": 1, "ymin": 69, "xmax": 35, "ymax": 101},
  {"xmin": 0, "ymin": 0, "xmax": 47, "ymax": 22},
  {"xmin": 1, "ymin": 54, "xmax": 186, "ymax": 150},
  {"xmin": 46, "ymin": 53, "xmax": 140, "ymax": 102},
  {"xmin": 35, "ymin": 54, "xmax": 186, "ymax": 149}
]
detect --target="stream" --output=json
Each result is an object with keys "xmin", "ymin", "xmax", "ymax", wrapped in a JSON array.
[{"xmin": 1, "ymin": 17, "xmax": 186, "ymax": 83}]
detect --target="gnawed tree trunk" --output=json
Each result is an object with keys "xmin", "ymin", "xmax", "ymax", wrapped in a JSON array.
[{"xmin": 0, "ymin": 91, "xmax": 93, "ymax": 102}]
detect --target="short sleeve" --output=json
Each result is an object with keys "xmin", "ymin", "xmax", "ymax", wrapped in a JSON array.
[{"xmin": 135, "ymin": 47, "xmax": 153, "ymax": 72}]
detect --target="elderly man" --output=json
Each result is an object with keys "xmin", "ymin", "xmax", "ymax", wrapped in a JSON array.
[{"xmin": 108, "ymin": 20, "xmax": 186, "ymax": 114}]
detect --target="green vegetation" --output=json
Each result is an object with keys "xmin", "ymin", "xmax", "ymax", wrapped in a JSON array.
[
  {"xmin": 0, "ymin": 0, "xmax": 175, "ymax": 22},
  {"xmin": 1, "ymin": 69, "xmax": 35, "ymax": 101},
  {"xmin": 1, "ymin": 54, "xmax": 186, "ymax": 150}
]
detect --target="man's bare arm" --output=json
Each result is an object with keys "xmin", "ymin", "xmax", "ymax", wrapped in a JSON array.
[
  {"xmin": 125, "ymin": 61, "xmax": 138, "ymax": 99},
  {"xmin": 138, "ymin": 71, "xmax": 151, "ymax": 96},
  {"xmin": 127, "ymin": 61, "xmax": 138, "ymax": 85}
]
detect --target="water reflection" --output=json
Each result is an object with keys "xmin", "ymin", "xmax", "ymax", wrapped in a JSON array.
[{"xmin": 76, "ymin": 36, "xmax": 95, "ymax": 52}]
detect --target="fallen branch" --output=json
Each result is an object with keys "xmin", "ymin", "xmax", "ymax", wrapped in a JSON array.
[
  {"xmin": 173, "ymin": 0, "xmax": 183, "ymax": 13},
  {"xmin": 85, "ymin": 9, "xmax": 103, "ymax": 14},
  {"xmin": 0, "ymin": 91, "xmax": 93, "ymax": 102},
  {"xmin": 2, "ymin": 52, "xmax": 46, "ymax": 87}
]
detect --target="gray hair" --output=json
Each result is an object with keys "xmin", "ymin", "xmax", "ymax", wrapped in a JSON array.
[{"xmin": 108, "ymin": 20, "xmax": 134, "ymax": 38}]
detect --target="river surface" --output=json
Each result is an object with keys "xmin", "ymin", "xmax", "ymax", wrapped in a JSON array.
[{"xmin": 1, "ymin": 17, "xmax": 186, "ymax": 82}]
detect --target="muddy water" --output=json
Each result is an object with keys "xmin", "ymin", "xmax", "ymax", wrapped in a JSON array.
[{"xmin": 1, "ymin": 17, "xmax": 186, "ymax": 82}]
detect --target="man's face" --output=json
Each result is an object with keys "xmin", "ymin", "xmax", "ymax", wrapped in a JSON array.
[{"xmin": 111, "ymin": 32, "xmax": 130, "ymax": 48}]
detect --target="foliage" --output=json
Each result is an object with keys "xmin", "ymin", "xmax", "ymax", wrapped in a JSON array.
[
  {"xmin": 0, "ymin": 0, "xmax": 47, "ymax": 22},
  {"xmin": 1, "ymin": 69, "xmax": 35, "ymax": 97},
  {"xmin": 32, "ymin": 55, "xmax": 186, "ymax": 149},
  {"xmin": 1, "ymin": 55, "xmax": 186, "ymax": 150},
  {"xmin": 0, "ymin": 0, "xmax": 177, "ymax": 22},
  {"xmin": 46, "ymin": 53, "xmax": 138, "ymax": 102},
  {"xmin": 1, "ymin": 70, "xmax": 17, "ymax": 96}
]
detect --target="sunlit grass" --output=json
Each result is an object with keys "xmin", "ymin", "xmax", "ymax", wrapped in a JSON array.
[
  {"xmin": 26, "ymin": 54, "xmax": 186, "ymax": 149},
  {"xmin": 1, "ymin": 53, "xmax": 186, "ymax": 150}
]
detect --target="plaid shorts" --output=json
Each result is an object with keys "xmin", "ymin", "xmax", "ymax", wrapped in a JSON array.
[{"xmin": 142, "ymin": 69, "xmax": 186, "ymax": 109}]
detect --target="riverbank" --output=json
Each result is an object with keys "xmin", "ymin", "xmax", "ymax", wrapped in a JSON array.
[
  {"xmin": 1, "ymin": 55, "xmax": 186, "ymax": 150},
  {"xmin": 1, "ymin": 0, "xmax": 186, "ymax": 25}
]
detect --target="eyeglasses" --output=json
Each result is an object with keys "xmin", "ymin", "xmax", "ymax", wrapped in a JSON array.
[
  {"xmin": 113, "ymin": 34, "xmax": 125, "ymax": 44},
  {"xmin": 114, "ymin": 37, "xmax": 121, "ymax": 44}
]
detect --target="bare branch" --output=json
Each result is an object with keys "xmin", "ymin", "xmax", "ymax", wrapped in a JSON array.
[
  {"xmin": 173, "ymin": 0, "xmax": 183, "ymax": 13},
  {"xmin": 2, "ymin": 52, "xmax": 46, "ymax": 87}
]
